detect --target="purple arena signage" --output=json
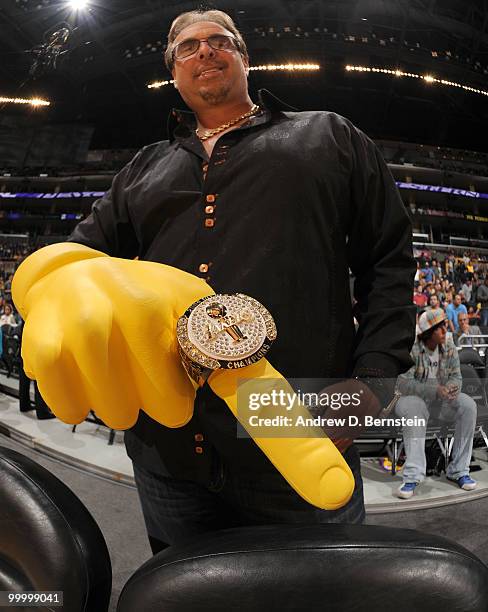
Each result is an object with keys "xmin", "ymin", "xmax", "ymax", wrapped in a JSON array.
[
  {"xmin": 395, "ymin": 182, "xmax": 488, "ymax": 199},
  {"xmin": 0, "ymin": 191, "xmax": 106, "ymax": 199},
  {"xmin": 0, "ymin": 182, "xmax": 486, "ymax": 200}
]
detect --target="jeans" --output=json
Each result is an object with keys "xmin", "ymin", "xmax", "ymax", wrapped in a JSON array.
[
  {"xmin": 395, "ymin": 393, "xmax": 477, "ymax": 484},
  {"xmin": 133, "ymin": 444, "xmax": 365, "ymax": 554}
]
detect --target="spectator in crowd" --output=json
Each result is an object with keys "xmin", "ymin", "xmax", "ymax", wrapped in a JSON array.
[
  {"xmin": 446, "ymin": 294, "xmax": 467, "ymax": 333},
  {"xmin": 4, "ymin": 274, "xmax": 13, "ymax": 294},
  {"xmin": 395, "ymin": 308, "xmax": 477, "ymax": 499},
  {"xmin": 468, "ymin": 304, "xmax": 481, "ymax": 326},
  {"xmin": 421, "ymin": 262, "xmax": 434, "ymax": 283},
  {"xmin": 454, "ymin": 313, "xmax": 482, "ymax": 347},
  {"xmin": 431, "ymin": 259, "xmax": 442, "ymax": 279},
  {"xmin": 443, "ymin": 291, "xmax": 453, "ymax": 311},
  {"xmin": 0, "ymin": 303, "xmax": 17, "ymax": 326},
  {"xmin": 461, "ymin": 279, "xmax": 473, "ymax": 304},
  {"xmin": 428, "ymin": 294, "xmax": 440, "ymax": 310},
  {"xmin": 434, "ymin": 281, "xmax": 445, "ymax": 303},
  {"xmin": 445, "ymin": 256, "xmax": 454, "ymax": 282},
  {"xmin": 414, "ymin": 285, "xmax": 428, "ymax": 309},
  {"xmin": 414, "ymin": 262, "xmax": 421, "ymax": 283},
  {"xmin": 476, "ymin": 278, "xmax": 488, "ymax": 327}
]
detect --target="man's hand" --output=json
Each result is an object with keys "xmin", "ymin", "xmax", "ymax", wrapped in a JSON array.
[
  {"xmin": 437, "ymin": 384, "xmax": 458, "ymax": 401},
  {"xmin": 319, "ymin": 379, "xmax": 382, "ymax": 453},
  {"xmin": 446, "ymin": 383, "xmax": 460, "ymax": 400}
]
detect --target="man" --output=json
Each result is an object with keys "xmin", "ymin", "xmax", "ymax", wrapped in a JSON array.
[
  {"xmin": 476, "ymin": 278, "xmax": 488, "ymax": 327},
  {"xmin": 413, "ymin": 285, "xmax": 428, "ymax": 309},
  {"xmin": 421, "ymin": 262, "xmax": 434, "ymax": 283},
  {"xmin": 396, "ymin": 309, "xmax": 477, "ymax": 499},
  {"xmin": 26, "ymin": 10, "xmax": 416, "ymax": 550},
  {"xmin": 434, "ymin": 281, "xmax": 445, "ymax": 304},
  {"xmin": 454, "ymin": 312, "xmax": 482, "ymax": 347},
  {"xmin": 446, "ymin": 293, "xmax": 467, "ymax": 333},
  {"xmin": 461, "ymin": 279, "xmax": 473, "ymax": 304},
  {"xmin": 427, "ymin": 294, "xmax": 440, "ymax": 310}
]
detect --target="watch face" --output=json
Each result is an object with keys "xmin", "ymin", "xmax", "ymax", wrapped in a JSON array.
[{"xmin": 177, "ymin": 293, "xmax": 277, "ymax": 369}]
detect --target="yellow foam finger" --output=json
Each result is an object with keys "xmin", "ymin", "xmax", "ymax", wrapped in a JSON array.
[
  {"xmin": 22, "ymin": 303, "xmax": 91, "ymax": 424},
  {"xmin": 209, "ymin": 360, "xmax": 355, "ymax": 510},
  {"xmin": 62, "ymin": 284, "xmax": 142, "ymax": 429}
]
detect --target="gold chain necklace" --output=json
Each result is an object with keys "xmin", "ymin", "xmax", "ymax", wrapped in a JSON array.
[{"xmin": 196, "ymin": 104, "xmax": 260, "ymax": 141}]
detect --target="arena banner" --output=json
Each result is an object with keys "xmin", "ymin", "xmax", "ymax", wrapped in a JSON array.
[{"xmin": 2, "ymin": 181, "xmax": 487, "ymax": 200}]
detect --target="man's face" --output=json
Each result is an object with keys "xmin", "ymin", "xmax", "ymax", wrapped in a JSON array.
[
  {"xmin": 458, "ymin": 314, "xmax": 469, "ymax": 331},
  {"xmin": 430, "ymin": 295, "xmax": 439, "ymax": 308},
  {"xmin": 171, "ymin": 21, "xmax": 249, "ymax": 109},
  {"xmin": 431, "ymin": 321, "xmax": 448, "ymax": 346},
  {"xmin": 454, "ymin": 295, "xmax": 462, "ymax": 307}
]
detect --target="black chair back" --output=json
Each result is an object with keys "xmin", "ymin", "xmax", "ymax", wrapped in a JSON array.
[
  {"xmin": 117, "ymin": 524, "xmax": 488, "ymax": 612},
  {"xmin": 0, "ymin": 446, "xmax": 112, "ymax": 611}
]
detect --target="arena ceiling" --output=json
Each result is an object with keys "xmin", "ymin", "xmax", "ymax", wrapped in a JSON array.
[{"xmin": 1, "ymin": 0, "xmax": 488, "ymax": 151}]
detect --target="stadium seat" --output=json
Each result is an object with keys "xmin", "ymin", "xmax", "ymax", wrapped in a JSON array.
[
  {"xmin": 458, "ymin": 346, "xmax": 484, "ymax": 366},
  {"xmin": 0, "ymin": 446, "xmax": 112, "ymax": 611},
  {"xmin": 117, "ymin": 524, "xmax": 488, "ymax": 612}
]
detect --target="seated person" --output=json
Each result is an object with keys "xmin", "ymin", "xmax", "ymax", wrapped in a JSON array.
[
  {"xmin": 446, "ymin": 293, "xmax": 467, "ymax": 333},
  {"xmin": 0, "ymin": 303, "xmax": 17, "ymax": 326},
  {"xmin": 427, "ymin": 294, "xmax": 440, "ymax": 310},
  {"xmin": 454, "ymin": 313, "xmax": 482, "ymax": 347},
  {"xmin": 468, "ymin": 304, "xmax": 481, "ymax": 326},
  {"xmin": 413, "ymin": 285, "xmax": 428, "ymax": 310},
  {"xmin": 395, "ymin": 308, "xmax": 477, "ymax": 499}
]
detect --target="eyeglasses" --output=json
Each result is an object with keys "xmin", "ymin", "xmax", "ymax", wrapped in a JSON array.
[{"xmin": 172, "ymin": 34, "xmax": 239, "ymax": 62}]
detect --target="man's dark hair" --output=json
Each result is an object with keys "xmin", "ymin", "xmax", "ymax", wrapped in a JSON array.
[{"xmin": 165, "ymin": 9, "xmax": 249, "ymax": 71}]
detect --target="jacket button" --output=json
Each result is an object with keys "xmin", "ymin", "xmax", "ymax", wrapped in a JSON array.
[
  {"xmin": 195, "ymin": 446, "xmax": 203, "ymax": 454},
  {"xmin": 205, "ymin": 205, "xmax": 215, "ymax": 214},
  {"xmin": 199, "ymin": 263, "xmax": 209, "ymax": 273},
  {"xmin": 195, "ymin": 433, "xmax": 204, "ymax": 442},
  {"xmin": 205, "ymin": 219, "xmax": 215, "ymax": 228},
  {"xmin": 206, "ymin": 194, "xmax": 216, "ymax": 203}
]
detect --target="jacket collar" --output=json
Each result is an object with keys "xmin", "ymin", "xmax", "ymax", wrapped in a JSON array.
[{"xmin": 167, "ymin": 88, "xmax": 297, "ymax": 143}]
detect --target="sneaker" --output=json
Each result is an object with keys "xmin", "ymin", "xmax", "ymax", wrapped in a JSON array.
[
  {"xmin": 447, "ymin": 475, "xmax": 477, "ymax": 491},
  {"xmin": 397, "ymin": 482, "xmax": 418, "ymax": 499}
]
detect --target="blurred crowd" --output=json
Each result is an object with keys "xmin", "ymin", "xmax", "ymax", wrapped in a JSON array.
[
  {"xmin": 413, "ymin": 250, "xmax": 488, "ymax": 345},
  {"xmin": 0, "ymin": 240, "xmax": 37, "ymax": 328}
]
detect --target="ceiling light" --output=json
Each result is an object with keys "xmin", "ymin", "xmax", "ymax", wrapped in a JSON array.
[
  {"xmin": 68, "ymin": 0, "xmax": 90, "ymax": 10},
  {"xmin": 345, "ymin": 65, "xmax": 488, "ymax": 98},
  {"xmin": 0, "ymin": 96, "xmax": 50, "ymax": 107}
]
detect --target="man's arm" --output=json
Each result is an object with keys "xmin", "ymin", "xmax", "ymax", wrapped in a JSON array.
[
  {"xmin": 345, "ymin": 123, "xmax": 416, "ymax": 381},
  {"xmin": 396, "ymin": 364, "xmax": 438, "ymax": 402},
  {"xmin": 447, "ymin": 309, "xmax": 456, "ymax": 333},
  {"xmin": 445, "ymin": 346, "xmax": 463, "ymax": 394}
]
